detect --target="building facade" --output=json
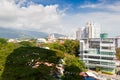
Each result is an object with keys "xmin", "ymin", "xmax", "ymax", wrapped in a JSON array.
[
  {"xmin": 79, "ymin": 38, "xmax": 116, "ymax": 74},
  {"xmin": 76, "ymin": 22, "xmax": 100, "ymax": 40},
  {"xmin": 76, "ymin": 28, "xmax": 82, "ymax": 40}
]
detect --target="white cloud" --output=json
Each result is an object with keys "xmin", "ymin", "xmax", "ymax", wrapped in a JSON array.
[
  {"xmin": 0, "ymin": 0, "xmax": 64, "ymax": 33},
  {"xmin": 79, "ymin": 1, "xmax": 120, "ymax": 12},
  {"xmin": 80, "ymin": 3, "xmax": 102, "ymax": 8}
]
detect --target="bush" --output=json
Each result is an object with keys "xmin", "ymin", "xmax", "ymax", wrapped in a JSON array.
[
  {"xmin": 102, "ymin": 71, "xmax": 113, "ymax": 75},
  {"xmin": 96, "ymin": 66, "xmax": 100, "ymax": 72}
]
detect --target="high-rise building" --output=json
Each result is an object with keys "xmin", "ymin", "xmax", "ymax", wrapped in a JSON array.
[
  {"xmin": 79, "ymin": 38, "xmax": 116, "ymax": 74},
  {"xmin": 76, "ymin": 28, "xmax": 82, "ymax": 40},
  {"xmin": 48, "ymin": 33, "xmax": 56, "ymax": 43},
  {"xmin": 76, "ymin": 22, "xmax": 100, "ymax": 40}
]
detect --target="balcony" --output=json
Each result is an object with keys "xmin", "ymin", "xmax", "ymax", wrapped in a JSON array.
[
  {"xmin": 100, "ymin": 49, "xmax": 115, "ymax": 52},
  {"xmin": 100, "ymin": 59, "xmax": 115, "ymax": 63},
  {"xmin": 83, "ymin": 58, "xmax": 100, "ymax": 61},
  {"xmin": 87, "ymin": 63, "xmax": 116, "ymax": 68},
  {"xmin": 83, "ymin": 53, "xmax": 115, "ymax": 58},
  {"xmin": 100, "ymin": 43, "xmax": 115, "ymax": 47}
]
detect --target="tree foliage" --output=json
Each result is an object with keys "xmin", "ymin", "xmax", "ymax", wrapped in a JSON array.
[
  {"xmin": 0, "ymin": 39, "xmax": 65, "ymax": 80},
  {"xmin": 0, "ymin": 42, "xmax": 18, "ymax": 79},
  {"xmin": 0, "ymin": 38, "xmax": 7, "ymax": 44},
  {"xmin": 116, "ymin": 48, "xmax": 120, "ymax": 60},
  {"xmin": 19, "ymin": 41, "xmax": 35, "ymax": 47},
  {"xmin": 46, "ymin": 40, "xmax": 79, "ymax": 56},
  {"xmin": 1, "ymin": 47, "xmax": 64, "ymax": 80},
  {"xmin": 47, "ymin": 42, "xmax": 65, "ymax": 52},
  {"xmin": 63, "ymin": 40, "xmax": 79, "ymax": 55},
  {"xmin": 62, "ymin": 54, "xmax": 86, "ymax": 80}
]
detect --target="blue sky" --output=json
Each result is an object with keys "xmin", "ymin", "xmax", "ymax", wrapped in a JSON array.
[
  {"xmin": 24, "ymin": 0, "xmax": 119, "ymax": 13},
  {"xmin": 0, "ymin": 0, "xmax": 120, "ymax": 37}
]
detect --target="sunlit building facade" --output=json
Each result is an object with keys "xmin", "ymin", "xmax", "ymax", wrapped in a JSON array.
[
  {"xmin": 79, "ymin": 38, "xmax": 116, "ymax": 74},
  {"xmin": 76, "ymin": 22, "xmax": 100, "ymax": 40}
]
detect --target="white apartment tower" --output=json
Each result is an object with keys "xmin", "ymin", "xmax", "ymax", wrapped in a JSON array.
[{"xmin": 76, "ymin": 22, "xmax": 100, "ymax": 40}]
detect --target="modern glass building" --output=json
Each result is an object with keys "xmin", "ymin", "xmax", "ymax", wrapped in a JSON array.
[{"xmin": 79, "ymin": 38, "xmax": 116, "ymax": 74}]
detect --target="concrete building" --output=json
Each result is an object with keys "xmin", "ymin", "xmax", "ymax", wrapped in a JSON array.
[
  {"xmin": 48, "ymin": 33, "xmax": 56, "ymax": 43},
  {"xmin": 79, "ymin": 38, "xmax": 116, "ymax": 74},
  {"xmin": 76, "ymin": 22, "xmax": 100, "ymax": 40},
  {"xmin": 76, "ymin": 28, "xmax": 82, "ymax": 40},
  {"xmin": 36, "ymin": 38, "xmax": 47, "ymax": 47}
]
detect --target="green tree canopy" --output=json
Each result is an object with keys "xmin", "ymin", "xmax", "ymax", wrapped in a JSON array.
[
  {"xmin": 47, "ymin": 42, "xmax": 65, "ymax": 52},
  {"xmin": 62, "ymin": 54, "xmax": 86, "ymax": 80},
  {"xmin": 19, "ymin": 41, "xmax": 35, "ymax": 47},
  {"xmin": 1, "ymin": 47, "xmax": 65, "ymax": 80},
  {"xmin": 45, "ymin": 40, "xmax": 79, "ymax": 56},
  {"xmin": 0, "ymin": 38, "xmax": 7, "ymax": 44},
  {"xmin": 63, "ymin": 40, "xmax": 79, "ymax": 55}
]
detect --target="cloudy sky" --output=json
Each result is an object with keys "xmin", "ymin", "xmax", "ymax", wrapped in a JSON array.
[{"xmin": 0, "ymin": 0, "xmax": 120, "ymax": 37}]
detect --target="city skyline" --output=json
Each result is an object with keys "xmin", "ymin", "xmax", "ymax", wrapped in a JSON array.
[{"xmin": 0, "ymin": 0, "xmax": 120, "ymax": 37}]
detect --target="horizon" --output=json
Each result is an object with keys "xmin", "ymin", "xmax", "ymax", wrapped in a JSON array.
[{"xmin": 0, "ymin": 0, "xmax": 120, "ymax": 37}]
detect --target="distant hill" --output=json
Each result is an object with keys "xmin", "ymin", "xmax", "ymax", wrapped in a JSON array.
[
  {"xmin": 53, "ymin": 33, "xmax": 66, "ymax": 38},
  {"xmin": 0, "ymin": 27, "xmax": 66, "ymax": 39},
  {"xmin": 0, "ymin": 27, "xmax": 48, "ymax": 39}
]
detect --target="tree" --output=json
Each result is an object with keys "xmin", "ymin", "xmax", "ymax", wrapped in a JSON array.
[
  {"xmin": 19, "ymin": 41, "xmax": 35, "ymax": 47},
  {"xmin": 116, "ymin": 48, "xmax": 120, "ymax": 60},
  {"xmin": 0, "ymin": 42, "xmax": 17, "ymax": 79},
  {"xmin": 62, "ymin": 54, "xmax": 86, "ymax": 80},
  {"xmin": 63, "ymin": 40, "xmax": 79, "ymax": 55},
  {"xmin": 47, "ymin": 42, "xmax": 66, "ymax": 52},
  {"xmin": 0, "ymin": 38, "xmax": 7, "ymax": 44},
  {"xmin": 42, "ymin": 40, "xmax": 79, "ymax": 56},
  {"xmin": 1, "ymin": 47, "xmax": 65, "ymax": 80},
  {"xmin": 52, "ymin": 49, "xmax": 65, "ymax": 59}
]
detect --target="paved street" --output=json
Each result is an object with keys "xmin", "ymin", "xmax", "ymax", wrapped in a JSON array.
[{"xmin": 88, "ymin": 70, "xmax": 120, "ymax": 80}]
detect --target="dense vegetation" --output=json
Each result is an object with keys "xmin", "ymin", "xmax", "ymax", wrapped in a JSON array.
[
  {"xmin": 62, "ymin": 54, "xmax": 85, "ymax": 80},
  {"xmin": 42, "ymin": 39, "xmax": 80, "ymax": 56},
  {"xmin": 0, "ymin": 38, "xmax": 86, "ymax": 80}
]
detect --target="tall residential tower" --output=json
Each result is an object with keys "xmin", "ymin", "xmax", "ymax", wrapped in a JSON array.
[{"xmin": 76, "ymin": 22, "xmax": 101, "ymax": 40}]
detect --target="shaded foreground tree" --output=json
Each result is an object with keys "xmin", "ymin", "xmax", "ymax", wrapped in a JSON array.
[{"xmin": 1, "ymin": 47, "xmax": 64, "ymax": 80}]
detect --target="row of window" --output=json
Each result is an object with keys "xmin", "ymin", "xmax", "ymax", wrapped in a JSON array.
[
  {"xmin": 88, "ymin": 61, "xmax": 115, "ymax": 66},
  {"xmin": 100, "ymin": 52, "xmax": 114, "ymax": 55}
]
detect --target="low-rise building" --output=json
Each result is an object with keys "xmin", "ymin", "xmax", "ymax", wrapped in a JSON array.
[
  {"xmin": 36, "ymin": 38, "xmax": 47, "ymax": 47},
  {"xmin": 79, "ymin": 38, "xmax": 116, "ymax": 74}
]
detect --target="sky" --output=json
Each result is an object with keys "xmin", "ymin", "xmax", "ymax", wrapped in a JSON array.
[{"xmin": 0, "ymin": 0, "xmax": 120, "ymax": 37}]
